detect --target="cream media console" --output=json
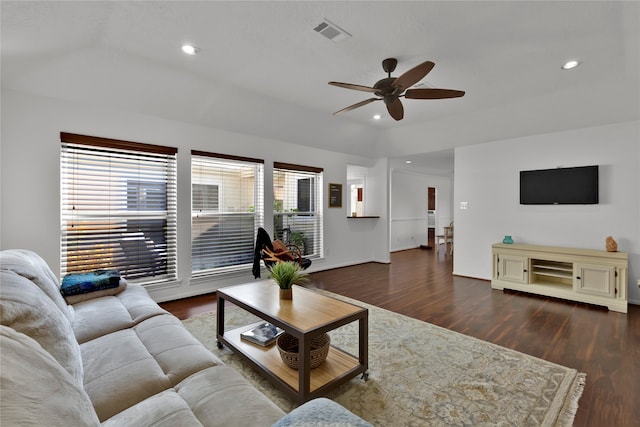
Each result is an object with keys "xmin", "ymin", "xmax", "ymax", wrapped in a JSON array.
[{"xmin": 491, "ymin": 243, "xmax": 628, "ymax": 313}]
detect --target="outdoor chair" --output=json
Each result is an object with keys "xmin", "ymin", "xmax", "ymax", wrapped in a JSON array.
[{"xmin": 252, "ymin": 227, "xmax": 311, "ymax": 278}]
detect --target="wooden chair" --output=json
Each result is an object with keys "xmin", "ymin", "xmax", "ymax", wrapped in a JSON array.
[
  {"xmin": 252, "ymin": 227, "xmax": 311, "ymax": 278},
  {"xmin": 436, "ymin": 223, "xmax": 454, "ymax": 255},
  {"xmin": 262, "ymin": 239, "xmax": 308, "ymax": 268}
]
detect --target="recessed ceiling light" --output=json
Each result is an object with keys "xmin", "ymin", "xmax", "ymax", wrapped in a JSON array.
[
  {"xmin": 181, "ymin": 44, "xmax": 200, "ymax": 55},
  {"xmin": 561, "ymin": 60, "xmax": 580, "ymax": 70},
  {"xmin": 373, "ymin": 114, "xmax": 381, "ymax": 120},
  {"xmin": 405, "ymin": 160, "xmax": 412, "ymax": 164}
]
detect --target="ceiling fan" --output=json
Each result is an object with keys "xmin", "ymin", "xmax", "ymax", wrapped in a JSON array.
[{"xmin": 329, "ymin": 58, "xmax": 465, "ymax": 121}]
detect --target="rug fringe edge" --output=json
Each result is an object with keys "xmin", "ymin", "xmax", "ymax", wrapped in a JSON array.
[{"xmin": 557, "ymin": 372, "xmax": 587, "ymax": 426}]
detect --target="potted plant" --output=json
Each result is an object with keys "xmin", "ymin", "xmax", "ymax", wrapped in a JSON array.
[
  {"xmin": 269, "ymin": 261, "xmax": 309, "ymax": 300},
  {"xmin": 289, "ymin": 231, "xmax": 306, "ymax": 254}
]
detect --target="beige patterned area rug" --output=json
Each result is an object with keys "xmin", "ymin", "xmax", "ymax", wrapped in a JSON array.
[{"xmin": 182, "ymin": 290, "xmax": 585, "ymax": 426}]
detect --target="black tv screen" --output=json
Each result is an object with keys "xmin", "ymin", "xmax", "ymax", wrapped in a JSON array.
[{"xmin": 520, "ymin": 165, "xmax": 599, "ymax": 205}]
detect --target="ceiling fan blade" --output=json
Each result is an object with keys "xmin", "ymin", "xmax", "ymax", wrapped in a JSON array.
[
  {"xmin": 404, "ymin": 88, "xmax": 466, "ymax": 99},
  {"xmin": 391, "ymin": 61, "xmax": 435, "ymax": 90},
  {"xmin": 386, "ymin": 98, "xmax": 404, "ymax": 121},
  {"xmin": 328, "ymin": 81, "xmax": 378, "ymax": 93},
  {"xmin": 333, "ymin": 98, "xmax": 379, "ymax": 115}
]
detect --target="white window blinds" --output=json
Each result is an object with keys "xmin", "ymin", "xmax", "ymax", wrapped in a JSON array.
[
  {"xmin": 60, "ymin": 133, "xmax": 178, "ymax": 283},
  {"xmin": 273, "ymin": 162, "xmax": 323, "ymax": 258},
  {"xmin": 191, "ymin": 151, "xmax": 264, "ymax": 274}
]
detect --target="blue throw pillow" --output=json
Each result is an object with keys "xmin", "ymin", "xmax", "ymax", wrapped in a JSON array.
[{"xmin": 60, "ymin": 269, "xmax": 121, "ymax": 296}]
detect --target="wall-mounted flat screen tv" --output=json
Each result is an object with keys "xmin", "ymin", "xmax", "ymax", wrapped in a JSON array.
[{"xmin": 520, "ymin": 165, "xmax": 599, "ymax": 205}]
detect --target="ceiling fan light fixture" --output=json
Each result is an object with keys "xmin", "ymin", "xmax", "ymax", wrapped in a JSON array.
[
  {"xmin": 329, "ymin": 58, "xmax": 464, "ymax": 121},
  {"xmin": 181, "ymin": 44, "xmax": 200, "ymax": 55},
  {"xmin": 561, "ymin": 60, "xmax": 580, "ymax": 70}
]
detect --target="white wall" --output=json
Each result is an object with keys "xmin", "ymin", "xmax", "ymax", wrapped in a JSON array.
[
  {"xmin": 454, "ymin": 121, "xmax": 640, "ymax": 304},
  {"xmin": 389, "ymin": 168, "xmax": 453, "ymax": 252},
  {"xmin": 366, "ymin": 157, "xmax": 390, "ymax": 263},
  {"xmin": 3, "ymin": 89, "xmax": 636, "ymax": 304},
  {"xmin": 0, "ymin": 89, "xmax": 389, "ymax": 301}
]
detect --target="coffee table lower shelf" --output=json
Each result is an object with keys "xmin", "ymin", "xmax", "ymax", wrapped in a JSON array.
[{"xmin": 220, "ymin": 322, "xmax": 364, "ymax": 402}]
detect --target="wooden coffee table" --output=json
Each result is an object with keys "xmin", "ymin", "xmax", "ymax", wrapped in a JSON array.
[{"xmin": 216, "ymin": 281, "xmax": 368, "ymax": 403}]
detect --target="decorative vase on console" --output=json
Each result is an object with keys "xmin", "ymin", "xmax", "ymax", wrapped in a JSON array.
[
  {"xmin": 605, "ymin": 236, "xmax": 618, "ymax": 252},
  {"xmin": 503, "ymin": 235, "xmax": 514, "ymax": 244}
]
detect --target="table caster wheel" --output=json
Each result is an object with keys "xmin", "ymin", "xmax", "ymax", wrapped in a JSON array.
[
  {"xmin": 361, "ymin": 372, "xmax": 369, "ymax": 381},
  {"xmin": 217, "ymin": 341, "xmax": 223, "ymax": 349}
]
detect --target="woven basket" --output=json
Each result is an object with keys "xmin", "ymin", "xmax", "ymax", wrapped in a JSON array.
[{"xmin": 276, "ymin": 332, "xmax": 330, "ymax": 370}]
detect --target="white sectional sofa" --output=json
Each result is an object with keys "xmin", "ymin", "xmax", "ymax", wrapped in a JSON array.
[{"xmin": 0, "ymin": 249, "xmax": 371, "ymax": 426}]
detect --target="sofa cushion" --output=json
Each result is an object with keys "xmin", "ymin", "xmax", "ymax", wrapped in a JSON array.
[
  {"xmin": 102, "ymin": 367, "xmax": 286, "ymax": 427},
  {"xmin": 0, "ymin": 270, "xmax": 84, "ymax": 385},
  {"xmin": 176, "ymin": 366, "xmax": 285, "ymax": 427},
  {"xmin": 81, "ymin": 314, "xmax": 223, "ymax": 421},
  {"xmin": 133, "ymin": 314, "xmax": 224, "ymax": 385},
  {"xmin": 72, "ymin": 296, "xmax": 136, "ymax": 344},
  {"xmin": 0, "ymin": 325, "xmax": 100, "ymax": 426},
  {"xmin": 81, "ymin": 328, "xmax": 173, "ymax": 421},
  {"xmin": 101, "ymin": 389, "xmax": 203, "ymax": 427},
  {"xmin": 72, "ymin": 284, "xmax": 169, "ymax": 344},
  {"xmin": 114, "ymin": 283, "xmax": 170, "ymax": 324},
  {"xmin": 0, "ymin": 248, "xmax": 73, "ymax": 321}
]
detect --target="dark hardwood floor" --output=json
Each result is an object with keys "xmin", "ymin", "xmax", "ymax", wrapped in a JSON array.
[{"xmin": 160, "ymin": 248, "xmax": 639, "ymax": 427}]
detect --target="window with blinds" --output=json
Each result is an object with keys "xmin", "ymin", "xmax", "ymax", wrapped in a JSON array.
[
  {"xmin": 60, "ymin": 133, "xmax": 178, "ymax": 283},
  {"xmin": 191, "ymin": 151, "xmax": 264, "ymax": 274},
  {"xmin": 273, "ymin": 162, "xmax": 323, "ymax": 258}
]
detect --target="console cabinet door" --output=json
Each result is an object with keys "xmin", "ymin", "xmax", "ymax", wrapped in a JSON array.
[
  {"xmin": 575, "ymin": 263, "xmax": 616, "ymax": 297},
  {"xmin": 497, "ymin": 255, "xmax": 528, "ymax": 284}
]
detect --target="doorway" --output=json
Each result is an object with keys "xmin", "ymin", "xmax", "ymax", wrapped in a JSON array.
[{"xmin": 427, "ymin": 187, "xmax": 436, "ymax": 247}]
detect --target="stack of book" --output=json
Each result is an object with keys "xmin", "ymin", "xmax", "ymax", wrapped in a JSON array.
[{"xmin": 240, "ymin": 322, "xmax": 284, "ymax": 346}]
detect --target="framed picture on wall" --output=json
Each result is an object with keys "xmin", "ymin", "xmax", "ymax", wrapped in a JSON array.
[{"xmin": 328, "ymin": 183, "xmax": 342, "ymax": 208}]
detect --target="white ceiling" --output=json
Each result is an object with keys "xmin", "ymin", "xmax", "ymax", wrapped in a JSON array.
[{"xmin": 2, "ymin": 1, "xmax": 639, "ymax": 168}]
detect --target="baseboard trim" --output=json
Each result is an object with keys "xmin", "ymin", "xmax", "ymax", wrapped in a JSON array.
[{"xmin": 452, "ymin": 273, "xmax": 491, "ymax": 283}]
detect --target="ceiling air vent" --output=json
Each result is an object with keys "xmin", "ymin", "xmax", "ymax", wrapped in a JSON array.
[{"xmin": 314, "ymin": 19, "xmax": 351, "ymax": 43}]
